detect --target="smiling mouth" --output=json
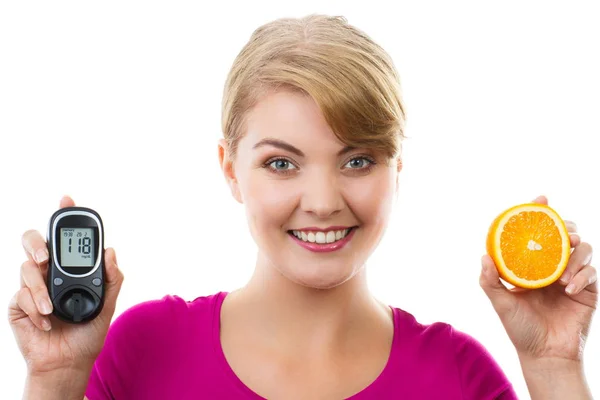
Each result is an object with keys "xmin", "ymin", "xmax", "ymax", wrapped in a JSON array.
[{"xmin": 287, "ymin": 227, "xmax": 357, "ymax": 244}]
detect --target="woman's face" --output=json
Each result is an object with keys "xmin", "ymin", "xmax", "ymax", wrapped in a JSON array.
[{"xmin": 222, "ymin": 90, "xmax": 400, "ymax": 289}]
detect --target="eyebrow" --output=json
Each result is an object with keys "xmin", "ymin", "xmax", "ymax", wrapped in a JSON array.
[{"xmin": 252, "ymin": 138, "xmax": 356, "ymax": 157}]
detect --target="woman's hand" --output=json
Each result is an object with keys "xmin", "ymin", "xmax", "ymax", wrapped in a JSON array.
[
  {"xmin": 8, "ymin": 195, "xmax": 125, "ymax": 375},
  {"xmin": 479, "ymin": 195, "xmax": 598, "ymax": 362}
]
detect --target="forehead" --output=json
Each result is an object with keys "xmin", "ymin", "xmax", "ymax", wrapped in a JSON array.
[{"xmin": 243, "ymin": 90, "xmax": 343, "ymax": 151}]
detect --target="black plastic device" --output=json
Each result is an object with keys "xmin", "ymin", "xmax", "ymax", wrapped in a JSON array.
[{"xmin": 46, "ymin": 206, "xmax": 105, "ymax": 323}]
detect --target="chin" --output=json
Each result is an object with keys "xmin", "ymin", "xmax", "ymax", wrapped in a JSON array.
[{"xmin": 279, "ymin": 262, "xmax": 360, "ymax": 290}]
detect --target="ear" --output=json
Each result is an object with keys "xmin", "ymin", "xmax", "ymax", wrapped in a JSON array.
[
  {"xmin": 218, "ymin": 139, "xmax": 243, "ymax": 204},
  {"xmin": 395, "ymin": 156, "xmax": 403, "ymax": 191}
]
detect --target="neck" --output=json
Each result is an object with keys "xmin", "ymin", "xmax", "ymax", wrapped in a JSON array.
[{"xmin": 225, "ymin": 252, "xmax": 391, "ymax": 353}]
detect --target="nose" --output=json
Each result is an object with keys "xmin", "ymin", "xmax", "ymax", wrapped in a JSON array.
[{"xmin": 300, "ymin": 171, "xmax": 344, "ymax": 219}]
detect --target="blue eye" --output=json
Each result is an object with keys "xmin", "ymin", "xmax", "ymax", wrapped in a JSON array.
[
  {"xmin": 269, "ymin": 159, "xmax": 297, "ymax": 171},
  {"xmin": 345, "ymin": 157, "xmax": 373, "ymax": 169}
]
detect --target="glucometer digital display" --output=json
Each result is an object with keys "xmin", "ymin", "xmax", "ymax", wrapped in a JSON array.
[
  {"xmin": 46, "ymin": 207, "xmax": 105, "ymax": 323},
  {"xmin": 60, "ymin": 228, "xmax": 95, "ymax": 267}
]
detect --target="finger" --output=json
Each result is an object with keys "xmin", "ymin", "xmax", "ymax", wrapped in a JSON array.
[
  {"xmin": 9, "ymin": 287, "xmax": 52, "ymax": 331},
  {"xmin": 531, "ymin": 195, "xmax": 548, "ymax": 205},
  {"xmin": 20, "ymin": 260, "xmax": 53, "ymax": 315},
  {"xmin": 97, "ymin": 248, "xmax": 124, "ymax": 323},
  {"xmin": 20, "ymin": 230, "xmax": 50, "ymax": 290},
  {"xmin": 20, "ymin": 197, "xmax": 77, "ymax": 285},
  {"xmin": 564, "ymin": 220, "xmax": 578, "ymax": 234},
  {"xmin": 21, "ymin": 229, "xmax": 49, "ymax": 266},
  {"xmin": 569, "ymin": 234, "xmax": 581, "ymax": 248},
  {"xmin": 480, "ymin": 255, "xmax": 517, "ymax": 318},
  {"xmin": 565, "ymin": 265, "xmax": 598, "ymax": 295},
  {"xmin": 509, "ymin": 286, "xmax": 531, "ymax": 294},
  {"xmin": 59, "ymin": 195, "xmax": 76, "ymax": 208},
  {"xmin": 559, "ymin": 242, "xmax": 593, "ymax": 285}
]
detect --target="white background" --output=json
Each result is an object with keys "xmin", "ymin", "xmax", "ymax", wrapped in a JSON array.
[{"xmin": 1, "ymin": 1, "xmax": 599, "ymax": 398}]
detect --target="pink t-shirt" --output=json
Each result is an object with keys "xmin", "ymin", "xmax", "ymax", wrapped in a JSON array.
[{"xmin": 85, "ymin": 292, "xmax": 518, "ymax": 399}]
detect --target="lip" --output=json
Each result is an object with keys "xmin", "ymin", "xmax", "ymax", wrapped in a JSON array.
[
  {"xmin": 290, "ymin": 226, "xmax": 352, "ymax": 232},
  {"xmin": 288, "ymin": 227, "xmax": 356, "ymax": 253}
]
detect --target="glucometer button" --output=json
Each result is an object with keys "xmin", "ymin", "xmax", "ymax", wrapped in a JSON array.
[
  {"xmin": 92, "ymin": 278, "xmax": 102, "ymax": 287},
  {"xmin": 53, "ymin": 277, "xmax": 63, "ymax": 286}
]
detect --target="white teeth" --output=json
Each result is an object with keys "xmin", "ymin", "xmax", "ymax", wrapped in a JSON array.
[
  {"xmin": 290, "ymin": 228, "xmax": 353, "ymax": 244},
  {"xmin": 326, "ymin": 231, "xmax": 336, "ymax": 243},
  {"xmin": 315, "ymin": 232, "xmax": 326, "ymax": 244}
]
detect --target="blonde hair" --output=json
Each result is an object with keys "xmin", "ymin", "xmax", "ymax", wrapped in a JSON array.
[{"xmin": 221, "ymin": 14, "xmax": 406, "ymax": 162}]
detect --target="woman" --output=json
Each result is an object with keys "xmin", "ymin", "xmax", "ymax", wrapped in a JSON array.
[{"xmin": 10, "ymin": 14, "xmax": 597, "ymax": 399}]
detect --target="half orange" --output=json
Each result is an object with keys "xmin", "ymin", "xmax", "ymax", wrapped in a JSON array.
[{"xmin": 486, "ymin": 203, "xmax": 571, "ymax": 289}]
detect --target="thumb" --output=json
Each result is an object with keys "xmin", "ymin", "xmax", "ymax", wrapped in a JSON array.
[
  {"xmin": 59, "ymin": 195, "xmax": 76, "ymax": 208},
  {"xmin": 479, "ymin": 254, "xmax": 516, "ymax": 318},
  {"xmin": 531, "ymin": 194, "xmax": 548, "ymax": 205},
  {"xmin": 98, "ymin": 247, "xmax": 124, "ymax": 323}
]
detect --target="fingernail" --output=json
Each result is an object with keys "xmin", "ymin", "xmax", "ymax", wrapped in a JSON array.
[
  {"xmin": 566, "ymin": 283, "xmax": 576, "ymax": 295},
  {"xmin": 560, "ymin": 274, "xmax": 571, "ymax": 284},
  {"xmin": 40, "ymin": 299, "xmax": 52, "ymax": 315},
  {"xmin": 35, "ymin": 248, "xmax": 49, "ymax": 264},
  {"xmin": 41, "ymin": 319, "xmax": 51, "ymax": 331}
]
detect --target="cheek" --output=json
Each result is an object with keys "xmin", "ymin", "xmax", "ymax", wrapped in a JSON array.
[
  {"xmin": 344, "ymin": 172, "xmax": 395, "ymax": 223},
  {"xmin": 242, "ymin": 174, "xmax": 299, "ymax": 229}
]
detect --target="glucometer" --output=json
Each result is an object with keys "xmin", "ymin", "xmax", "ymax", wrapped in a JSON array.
[{"xmin": 46, "ymin": 207, "xmax": 105, "ymax": 323}]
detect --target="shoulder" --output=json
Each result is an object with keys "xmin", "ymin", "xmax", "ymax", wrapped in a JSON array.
[
  {"xmin": 392, "ymin": 307, "xmax": 516, "ymax": 398},
  {"xmin": 86, "ymin": 292, "xmax": 223, "ymax": 398},
  {"xmin": 86, "ymin": 292, "xmax": 226, "ymax": 398},
  {"xmin": 109, "ymin": 291, "xmax": 223, "ymax": 331},
  {"xmin": 120, "ymin": 291, "xmax": 224, "ymax": 317},
  {"xmin": 101, "ymin": 291, "xmax": 225, "ymax": 356},
  {"xmin": 393, "ymin": 307, "xmax": 499, "ymax": 360},
  {"xmin": 392, "ymin": 307, "xmax": 456, "ymax": 352},
  {"xmin": 391, "ymin": 308, "xmax": 459, "ymax": 373}
]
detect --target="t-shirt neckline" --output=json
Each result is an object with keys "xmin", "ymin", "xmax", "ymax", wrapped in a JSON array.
[{"xmin": 211, "ymin": 291, "xmax": 400, "ymax": 399}]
